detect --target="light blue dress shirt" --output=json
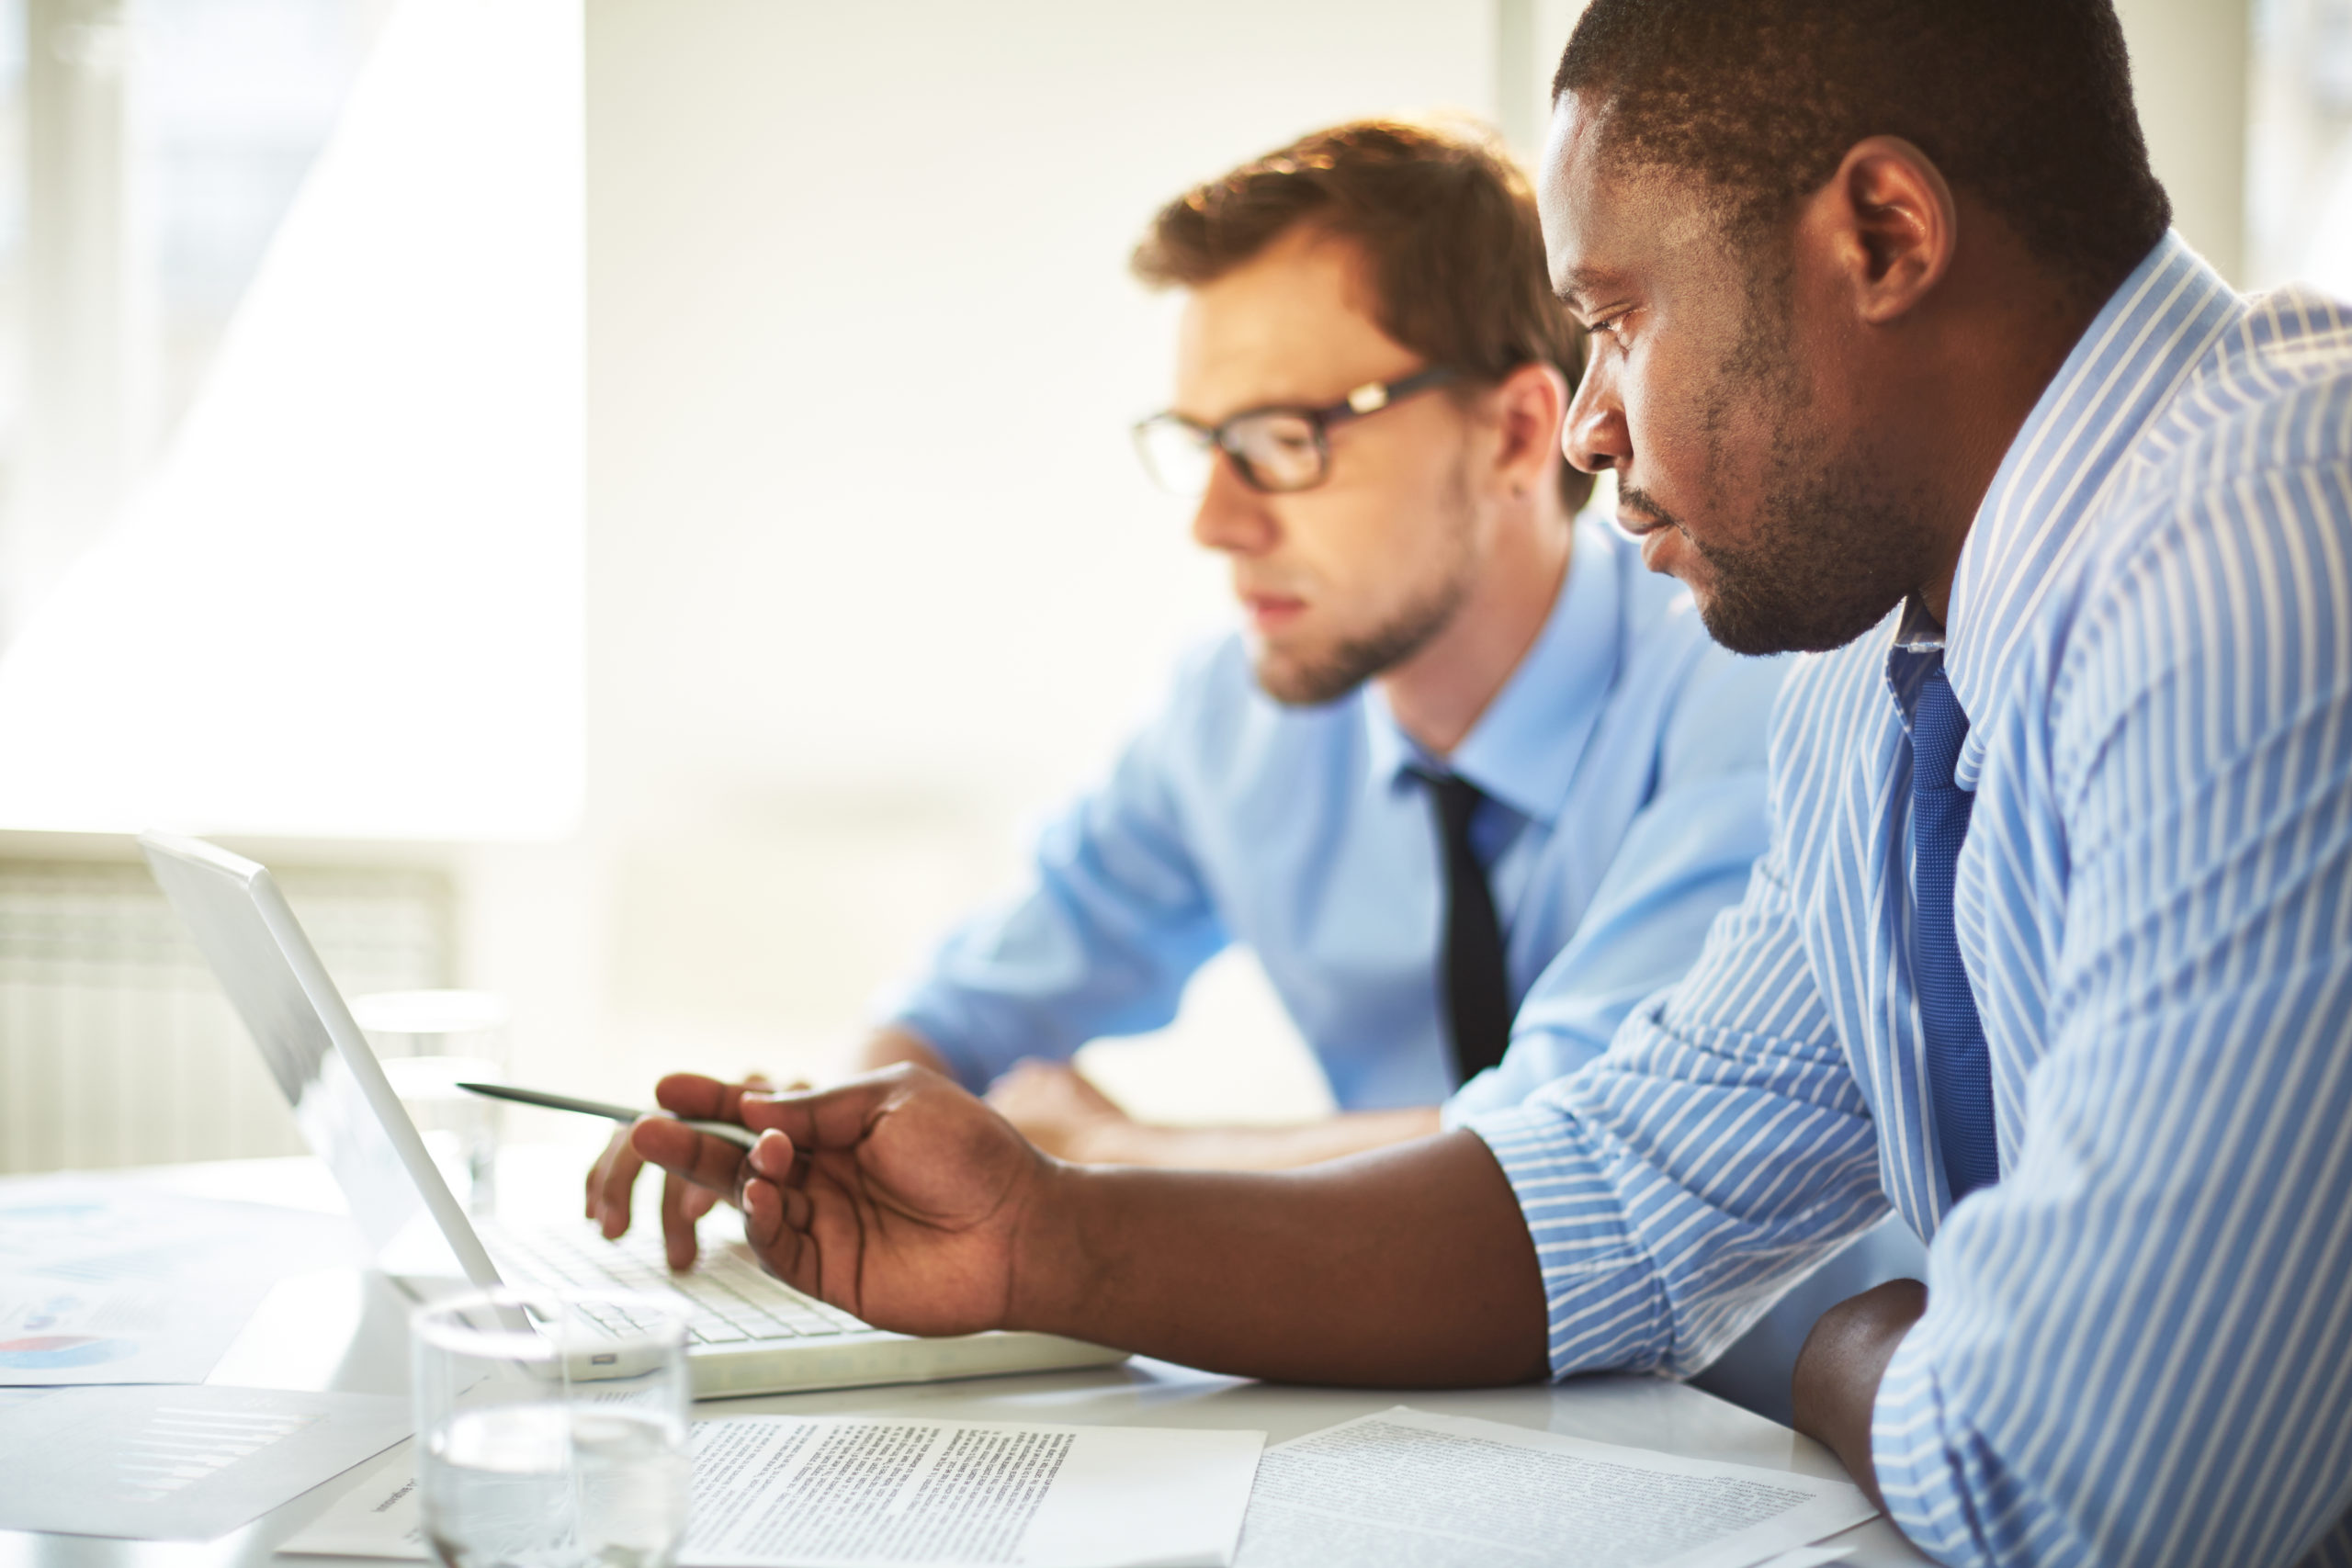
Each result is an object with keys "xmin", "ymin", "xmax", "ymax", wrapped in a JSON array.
[
  {"xmin": 886, "ymin": 515, "xmax": 1791, "ymax": 1113},
  {"xmin": 1471, "ymin": 234, "xmax": 2352, "ymax": 1567}
]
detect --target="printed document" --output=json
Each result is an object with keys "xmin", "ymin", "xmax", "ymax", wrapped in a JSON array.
[
  {"xmin": 1233, "ymin": 1408, "xmax": 1874, "ymax": 1568},
  {"xmin": 0, "ymin": 1269, "xmax": 271, "ymax": 1386},
  {"xmin": 289, "ymin": 1414, "xmax": 1266, "ymax": 1568},
  {"xmin": 0, "ymin": 1175, "xmax": 360, "ymax": 1385},
  {"xmin": 0, "ymin": 1384, "xmax": 410, "ymax": 1540}
]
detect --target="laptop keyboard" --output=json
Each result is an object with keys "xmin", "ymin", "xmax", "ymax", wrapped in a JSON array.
[{"xmin": 479, "ymin": 1218, "xmax": 873, "ymax": 1346}]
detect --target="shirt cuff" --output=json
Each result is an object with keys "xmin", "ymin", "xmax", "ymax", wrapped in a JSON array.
[
  {"xmin": 1464, "ymin": 1100, "xmax": 1668, "ymax": 1381},
  {"xmin": 1871, "ymin": 1320, "xmax": 1993, "ymax": 1564}
]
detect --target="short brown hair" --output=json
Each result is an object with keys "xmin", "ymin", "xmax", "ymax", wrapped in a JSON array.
[{"xmin": 1133, "ymin": 118, "xmax": 1592, "ymax": 513}]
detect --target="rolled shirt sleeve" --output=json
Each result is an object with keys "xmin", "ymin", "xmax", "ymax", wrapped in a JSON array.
[{"xmin": 1468, "ymin": 840, "xmax": 1892, "ymax": 1379}]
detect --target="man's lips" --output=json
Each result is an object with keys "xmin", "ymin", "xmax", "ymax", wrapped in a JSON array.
[
  {"xmin": 1639, "ymin": 527, "xmax": 1680, "ymax": 572},
  {"xmin": 1616, "ymin": 506, "xmax": 1687, "ymax": 573},
  {"xmin": 1240, "ymin": 593, "xmax": 1307, "ymax": 632}
]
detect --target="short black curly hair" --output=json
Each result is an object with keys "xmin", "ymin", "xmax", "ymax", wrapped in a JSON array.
[{"xmin": 1553, "ymin": 0, "xmax": 2172, "ymax": 310}]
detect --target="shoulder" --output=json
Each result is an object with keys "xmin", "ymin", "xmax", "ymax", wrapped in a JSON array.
[
  {"xmin": 2093, "ymin": 285, "xmax": 2352, "ymax": 609},
  {"xmin": 2058, "ymin": 291, "xmax": 2352, "ymax": 777},
  {"xmin": 2126, "ymin": 285, "xmax": 2352, "ymax": 502}
]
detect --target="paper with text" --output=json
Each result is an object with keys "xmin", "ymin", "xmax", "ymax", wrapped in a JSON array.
[
  {"xmin": 0, "ymin": 1384, "xmax": 409, "ymax": 1540},
  {"xmin": 1232, "ymin": 1408, "xmax": 1874, "ymax": 1568},
  {"xmin": 288, "ymin": 1414, "xmax": 1264, "ymax": 1568}
]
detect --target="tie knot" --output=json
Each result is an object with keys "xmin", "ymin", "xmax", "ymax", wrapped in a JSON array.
[
  {"xmin": 1412, "ymin": 767, "xmax": 1486, "ymax": 829},
  {"xmin": 1911, "ymin": 665, "xmax": 1971, "ymax": 789}
]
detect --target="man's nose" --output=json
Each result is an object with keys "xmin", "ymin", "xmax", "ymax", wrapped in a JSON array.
[
  {"xmin": 1563, "ymin": 360, "xmax": 1629, "ymax": 476},
  {"xmin": 1189, "ymin": 454, "xmax": 1277, "ymax": 556}
]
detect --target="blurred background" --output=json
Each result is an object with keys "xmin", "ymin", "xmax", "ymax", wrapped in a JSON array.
[{"xmin": 0, "ymin": 0, "xmax": 2315, "ymax": 1174}]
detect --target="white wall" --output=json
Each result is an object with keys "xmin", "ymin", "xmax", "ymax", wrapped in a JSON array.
[
  {"xmin": 472, "ymin": 0, "xmax": 2255, "ymax": 1118},
  {"xmin": 467, "ymin": 0, "xmax": 1503, "ymax": 1112},
  {"xmin": 2114, "ymin": 0, "xmax": 2252, "ymax": 284}
]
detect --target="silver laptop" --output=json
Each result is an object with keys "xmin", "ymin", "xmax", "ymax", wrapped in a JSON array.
[{"xmin": 139, "ymin": 831, "xmax": 1126, "ymax": 1397}]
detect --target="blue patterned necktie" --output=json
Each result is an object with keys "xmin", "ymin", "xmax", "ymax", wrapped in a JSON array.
[{"xmin": 1910, "ymin": 662, "xmax": 2001, "ymax": 1200}]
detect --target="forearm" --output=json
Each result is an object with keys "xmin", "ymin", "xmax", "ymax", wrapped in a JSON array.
[
  {"xmin": 853, "ymin": 1024, "xmax": 955, "ymax": 1079},
  {"xmin": 1790, "ymin": 1280, "xmax": 1926, "ymax": 1511},
  {"xmin": 1079, "ymin": 1108, "xmax": 1443, "ymax": 1170},
  {"xmin": 1013, "ymin": 1129, "xmax": 1549, "ymax": 1386}
]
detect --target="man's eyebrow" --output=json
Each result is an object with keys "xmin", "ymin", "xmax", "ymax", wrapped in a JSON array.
[{"xmin": 1551, "ymin": 265, "xmax": 1616, "ymax": 309}]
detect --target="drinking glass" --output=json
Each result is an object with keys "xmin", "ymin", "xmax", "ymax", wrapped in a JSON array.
[
  {"xmin": 356, "ymin": 989, "xmax": 510, "ymax": 1215},
  {"xmin": 412, "ymin": 1289, "xmax": 691, "ymax": 1568}
]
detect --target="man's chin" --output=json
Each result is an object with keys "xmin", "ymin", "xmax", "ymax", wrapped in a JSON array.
[
  {"xmin": 1692, "ymin": 578, "xmax": 1905, "ymax": 659},
  {"xmin": 1250, "ymin": 645, "xmax": 1363, "ymax": 708}
]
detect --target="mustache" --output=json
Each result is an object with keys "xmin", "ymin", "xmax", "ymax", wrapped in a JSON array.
[{"xmin": 1616, "ymin": 483, "xmax": 1686, "ymax": 536}]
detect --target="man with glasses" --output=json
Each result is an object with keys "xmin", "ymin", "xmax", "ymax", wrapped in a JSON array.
[
  {"xmin": 630, "ymin": 5, "xmax": 2352, "ymax": 1559},
  {"xmin": 595, "ymin": 115, "xmax": 1793, "ymax": 1264}
]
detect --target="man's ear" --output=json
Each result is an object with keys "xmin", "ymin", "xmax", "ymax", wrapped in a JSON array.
[
  {"xmin": 1812, "ymin": 135, "xmax": 1956, "ymax": 327},
  {"xmin": 1489, "ymin": 360, "xmax": 1570, "ymax": 497}
]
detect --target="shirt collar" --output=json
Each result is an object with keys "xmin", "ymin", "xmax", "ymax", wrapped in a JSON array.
[
  {"xmin": 1931, "ymin": 231, "xmax": 2241, "ymax": 764},
  {"xmin": 1892, "ymin": 596, "xmax": 1946, "ymax": 654},
  {"xmin": 1363, "ymin": 514, "xmax": 1625, "ymax": 824}
]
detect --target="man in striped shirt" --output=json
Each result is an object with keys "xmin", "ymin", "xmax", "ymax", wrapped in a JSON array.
[{"xmin": 632, "ymin": 1, "xmax": 2352, "ymax": 1560}]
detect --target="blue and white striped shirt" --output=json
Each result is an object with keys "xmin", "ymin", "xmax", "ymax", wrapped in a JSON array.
[{"xmin": 1469, "ymin": 232, "xmax": 2352, "ymax": 1567}]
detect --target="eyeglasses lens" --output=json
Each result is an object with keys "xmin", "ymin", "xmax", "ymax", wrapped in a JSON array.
[
  {"xmin": 1136, "ymin": 417, "xmax": 1215, "ymax": 498},
  {"xmin": 1224, "ymin": 412, "xmax": 1325, "ymax": 492}
]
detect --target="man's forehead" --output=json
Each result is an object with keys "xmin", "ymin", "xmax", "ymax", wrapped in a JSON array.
[
  {"xmin": 1171, "ymin": 229, "xmax": 1414, "ymax": 415},
  {"xmin": 1537, "ymin": 94, "xmax": 1623, "ymax": 301},
  {"xmin": 1536, "ymin": 93, "xmax": 1721, "ymax": 304}
]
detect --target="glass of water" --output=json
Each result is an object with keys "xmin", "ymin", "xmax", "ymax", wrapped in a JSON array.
[
  {"xmin": 412, "ymin": 1289, "xmax": 691, "ymax": 1568},
  {"xmin": 356, "ymin": 989, "xmax": 512, "ymax": 1216}
]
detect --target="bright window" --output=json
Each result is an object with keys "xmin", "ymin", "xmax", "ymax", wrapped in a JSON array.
[{"xmin": 0, "ymin": 0, "xmax": 582, "ymax": 840}]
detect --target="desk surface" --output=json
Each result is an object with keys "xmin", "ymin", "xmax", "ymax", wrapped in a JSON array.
[{"xmin": 0, "ymin": 1155, "xmax": 1929, "ymax": 1568}]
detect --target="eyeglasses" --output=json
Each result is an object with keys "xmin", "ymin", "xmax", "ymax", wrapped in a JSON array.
[{"xmin": 1132, "ymin": 366, "xmax": 1460, "ymax": 497}]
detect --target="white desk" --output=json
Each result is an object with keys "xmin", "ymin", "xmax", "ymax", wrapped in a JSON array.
[{"xmin": 0, "ymin": 1156, "xmax": 1929, "ymax": 1568}]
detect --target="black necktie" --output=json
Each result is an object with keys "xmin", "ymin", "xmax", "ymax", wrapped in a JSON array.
[{"xmin": 1416, "ymin": 770, "xmax": 1512, "ymax": 1084}]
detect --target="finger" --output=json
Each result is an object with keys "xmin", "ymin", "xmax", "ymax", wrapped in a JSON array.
[
  {"xmin": 746, "ymin": 1127, "xmax": 797, "ymax": 1185},
  {"xmin": 1068, "ymin": 1064, "xmax": 1123, "ymax": 1111},
  {"xmin": 742, "ymin": 1175, "xmax": 785, "ymax": 1254},
  {"xmin": 631, "ymin": 1115, "xmax": 747, "ymax": 1197},
  {"xmin": 684, "ymin": 1182, "xmax": 721, "ymax": 1221},
  {"xmin": 661, "ymin": 1170, "xmax": 702, "ymax": 1272},
  {"xmin": 734, "ymin": 1071, "xmax": 908, "ymax": 1149},
  {"xmin": 986, "ymin": 1059, "xmax": 1046, "ymax": 1093},
  {"xmin": 741, "ymin": 1177, "xmax": 818, "ymax": 1292},
  {"xmin": 654, "ymin": 1072, "xmax": 759, "ymax": 1126},
  {"xmin": 585, "ymin": 1127, "xmax": 621, "ymax": 1220},
  {"xmin": 593, "ymin": 1130, "xmax": 646, "ymax": 1239}
]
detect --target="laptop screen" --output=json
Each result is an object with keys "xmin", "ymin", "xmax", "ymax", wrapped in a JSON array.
[{"xmin": 140, "ymin": 831, "xmax": 497, "ymax": 1284}]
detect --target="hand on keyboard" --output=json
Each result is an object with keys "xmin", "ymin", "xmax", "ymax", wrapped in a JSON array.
[
  {"xmin": 586, "ymin": 1072, "xmax": 796, "ymax": 1269},
  {"xmin": 632, "ymin": 1066, "xmax": 1052, "ymax": 1339}
]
